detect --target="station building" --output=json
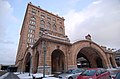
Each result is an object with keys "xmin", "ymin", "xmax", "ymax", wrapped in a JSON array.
[{"xmin": 15, "ymin": 2, "xmax": 117, "ymax": 74}]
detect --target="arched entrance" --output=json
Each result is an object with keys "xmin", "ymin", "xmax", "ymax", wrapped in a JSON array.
[
  {"xmin": 25, "ymin": 52, "xmax": 31, "ymax": 72},
  {"xmin": 51, "ymin": 49, "xmax": 65, "ymax": 73},
  {"xmin": 77, "ymin": 53, "xmax": 90, "ymax": 68},
  {"xmin": 34, "ymin": 51, "xmax": 39, "ymax": 73},
  {"xmin": 77, "ymin": 47, "xmax": 104, "ymax": 68}
]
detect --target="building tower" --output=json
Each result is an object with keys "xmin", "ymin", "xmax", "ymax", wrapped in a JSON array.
[{"xmin": 15, "ymin": 2, "xmax": 68, "ymax": 71}]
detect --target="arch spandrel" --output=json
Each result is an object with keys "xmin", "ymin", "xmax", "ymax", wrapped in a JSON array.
[{"xmin": 70, "ymin": 40, "xmax": 109, "ymax": 68}]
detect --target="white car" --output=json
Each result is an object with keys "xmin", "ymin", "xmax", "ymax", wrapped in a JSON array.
[{"xmin": 58, "ymin": 68, "xmax": 85, "ymax": 79}]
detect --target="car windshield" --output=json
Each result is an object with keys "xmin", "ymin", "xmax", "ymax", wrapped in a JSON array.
[
  {"xmin": 66, "ymin": 69, "xmax": 75, "ymax": 74},
  {"xmin": 66, "ymin": 69, "xmax": 84, "ymax": 74},
  {"xmin": 81, "ymin": 69, "xmax": 96, "ymax": 76}
]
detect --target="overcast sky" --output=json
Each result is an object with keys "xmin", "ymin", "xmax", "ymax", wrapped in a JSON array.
[{"xmin": 0, "ymin": 0, "xmax": 120, "ymax": 65}]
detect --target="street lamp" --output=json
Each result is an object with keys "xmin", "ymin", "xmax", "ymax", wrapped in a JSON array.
[{"xmin": 42, "ymin": 41, "xmax": 46, "ymax": 78}]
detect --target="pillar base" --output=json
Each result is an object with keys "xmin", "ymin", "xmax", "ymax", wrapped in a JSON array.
[{"xmin": 37, "ymin": 66, "xmax": 51, "ymax": 75}]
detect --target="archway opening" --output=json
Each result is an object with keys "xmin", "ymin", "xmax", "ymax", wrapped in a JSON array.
[
  {"xmin": 25, "ymin": 53, "xmax": 31, "ymax": 72},
  {"xmin": 77, "ymin": 47, "xmax": 104, "ymax": 68},
  {"xmin": 34, "ymin": 51, "xmax": 39, "ymax": 73},
  {"xmin": 51, "ymin": 49, "xmax": 65, "ymax": 73},
  {"xmin": 77, "ymin": 53, "xmax": 90, "ymax": 68}
]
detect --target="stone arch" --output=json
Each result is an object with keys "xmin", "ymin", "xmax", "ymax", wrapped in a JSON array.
[
  {"xmin": 71, "ymin": 40, "xmax": 108, "ymax": 68},
  {"xmin": 24, "ymin": 52, "xmax": 31, "ymax": 72},
  {"xmin": 51, "ymin": 49, "xmax": 65, "ymax": 73},
  {"xmin": 22, "ymin": 47, "xmax": 33, "ymax": 72}
]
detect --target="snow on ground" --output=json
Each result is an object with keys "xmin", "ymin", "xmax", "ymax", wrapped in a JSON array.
[
  {"xmin": 14, "ymin": 72, "xmax": 59, "ymax": 79},
  {"xmin": 17, "ymin": 73, "xmax": 32, "ymax": 79}
]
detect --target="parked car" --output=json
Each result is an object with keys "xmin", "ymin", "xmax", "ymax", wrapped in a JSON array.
[
  {"xmin": 107, "ymin": 68, "xmax": 120, "ymax": 79},
  {"xmin": 77, "ymin": 68, "xmax": 111, "ymax": 79},
  {"xmin": 58, "ymin": 68, "xmax": 85, "ymax": 79},
  {"xmin": 112, "ymin": 72, "xmax": 120, "ymax": 79}
]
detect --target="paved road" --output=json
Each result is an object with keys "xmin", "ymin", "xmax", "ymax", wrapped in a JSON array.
[{"xmin": 0, "ymin": 72, "xmax": 20, "ymax": 79}]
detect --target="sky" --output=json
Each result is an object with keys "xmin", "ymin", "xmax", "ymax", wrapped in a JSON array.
[{"xmin": 0, "ymin": 0, "xmax": 120, "ymax": 65}]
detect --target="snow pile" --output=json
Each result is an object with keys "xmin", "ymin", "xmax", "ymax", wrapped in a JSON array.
[
  {"xmin": 16, "ymin": 72, "xmax": 59, "ymax": 79},
  {"xmin": 17, "ymin": 73, "xmax": 32, "ymax": 79}
]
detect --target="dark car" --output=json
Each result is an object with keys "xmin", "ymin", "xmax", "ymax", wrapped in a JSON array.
[{"xmin": 77, "ymin": 68, "xmax": 111, "ymax": 79}]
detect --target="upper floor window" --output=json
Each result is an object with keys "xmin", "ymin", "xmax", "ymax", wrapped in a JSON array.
[
  {"xmin": 28, "ymin": 34, "xmax": 34, "ymax": 38},
  {"xmin": 46, "ymin": 22, "xmax": 51, "ymax": 29},
  {"xmin": 31, "ymin": 9, "xmax": 36, "ymax": 15},
  {"xmin": 30, "ymin": 21, "xmax": 36, "ymax": 25},
  {"xmin": 52, "ymin": 17, "xmax": 56, "ymax": 23},
  {"xmin": 52, "ymin": 19, "xmax": 56, "ymax": 23},
  {"xmin": 40, "ymin": 20, "xmax": 45, "ymax": 27},
  {"xmin": 41, "ymin": 15, "xmax": 45, "ymax": 19},
  {"xmin": 30, "ymin": 16, "xmax": 36, "ymax": 21},
  {"xmin": 28, "ymin": 29, "xmax": 35, "ymax": 34},
  {"xmin": 29, "ymin": 25, "xmax": 36, "ymax": 29},
  {"xmin": 53, "ymin": 24, "xmax": 57, "ymax": 30},
  {"xmin": 59, "ymin": 27, "xmax": 63, "ymax": 32},
  {"xmin": 47, "ymin": 17, "xmax": 51, "ymax": 21},
  {"xmin": 59, "ymin": 21, "xmax": 62, "ymax": 25}
]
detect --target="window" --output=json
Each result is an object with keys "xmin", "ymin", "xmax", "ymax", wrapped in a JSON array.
[
  {"xmin": 52, "ymin": 20, "xmax": 56, "ymax": 23},
  {"xmin": 30, "ymin": 16, "xmax": 36, "ymax": 21},
  {"xmin": 30, "ymin": 21, "xmax": 36, "ymax": 25},
  {"xmin": 29, "ymin": 25, "xmax": 35, "ymax": 29},
  {"xmin": 47, "ymin": 17, "xmax": 51, "ymax": 21},
  {"xmin": 40, "ymin": 20, "xmax": 45, "ymax": 27},
  {"xmin": 28, "ymin": 33, "xmax": 34, "ymax": 38},
  {"xmin": 59, "ymin": 20, "xmax": 62, "ymax": 25},
  {"xmin": 52, "ymin": 18, "xmax": 56, "ymax": 23},
  {"xmin": 27, "ymin": 38, "xmax": 34, "ymax": 43},
  {"xmin": 46, "ymin": 22, "xmax": 51, "ymax": 29},
  {"xmin": 31, "ymin": 8, "xmax": 36, "ymax": 15},
  {"xmin": 41, "ymin": 15, "xmax": 45, "ymax": 19},
  {"xmin": 53, "ymin": 24, "xmax": 57, "ymax": 30},
  {"xmin": 59, "ymin": 27, "xmax": 63, "ymax": 32}
]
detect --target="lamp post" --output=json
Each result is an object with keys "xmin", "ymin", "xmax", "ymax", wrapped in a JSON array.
[{"xmin": 42, "ymin": 41, "xmax": 46, "ymax": 78}]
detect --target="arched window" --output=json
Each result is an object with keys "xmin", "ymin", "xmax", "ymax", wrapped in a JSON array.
[{"xmin": 40, "ymin": 20, "xmax": 45, "ymax": 27}]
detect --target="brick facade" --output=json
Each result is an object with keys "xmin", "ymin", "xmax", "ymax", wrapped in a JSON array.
[{"xmin": 15, "ymin": 2, "xmax": 117, "ymax": 74}]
